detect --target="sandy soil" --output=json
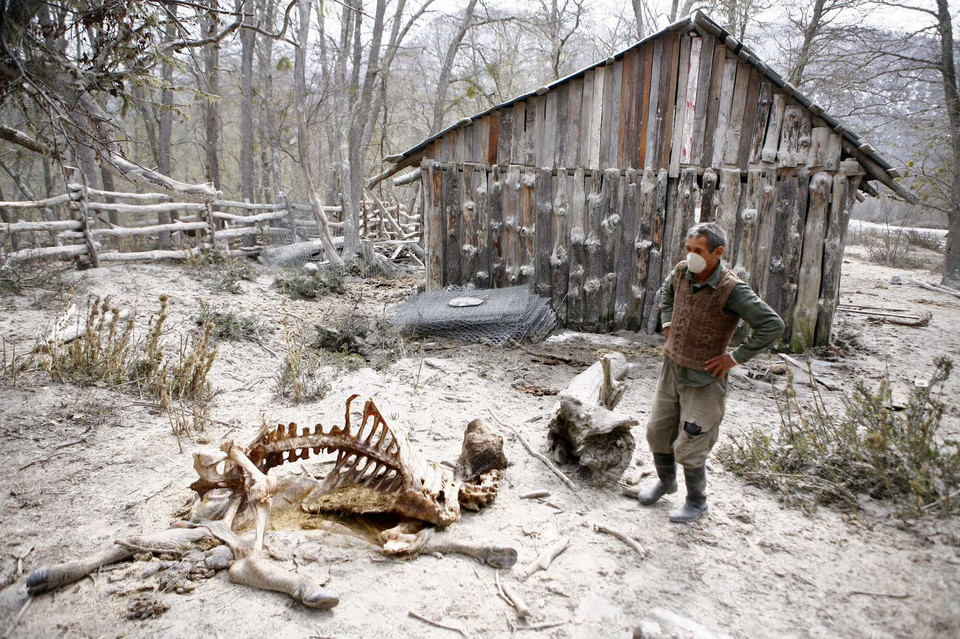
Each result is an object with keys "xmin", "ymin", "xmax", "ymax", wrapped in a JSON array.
[{"xmin": 1, "ymin": 243, "xmax": 958, "ymax": 639}]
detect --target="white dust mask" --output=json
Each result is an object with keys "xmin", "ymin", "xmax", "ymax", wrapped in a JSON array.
[{"xmin": 686, "ymin": 252, "xmax": 707, "ymax": 273}]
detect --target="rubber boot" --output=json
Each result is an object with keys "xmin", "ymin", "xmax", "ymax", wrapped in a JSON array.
[
  {"xmin": 624, "ymin": 453, "xmax": 678, "ymax": 505},
  {"xmin": 669, "ymin": 465, "xmax": 709, "ymax": 523}
]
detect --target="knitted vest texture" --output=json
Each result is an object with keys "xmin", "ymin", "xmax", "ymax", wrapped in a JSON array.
[{"xmin": 664, "ymin": 261, "xmax": 742, "ymax": 371}]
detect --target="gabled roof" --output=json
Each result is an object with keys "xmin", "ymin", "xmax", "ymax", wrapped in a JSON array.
[{"xmin": 386, "ymin": 11, "xmax": 915, "ymax": 203}]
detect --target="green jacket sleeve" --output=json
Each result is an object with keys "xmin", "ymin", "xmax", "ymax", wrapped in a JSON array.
[
  {"xmin": 659, "ymin": 268, "xmax": 676, "ymax": 326},
  {"xmin": 725, "ymin": 283, "xmax": 784, "ymax": 363}
]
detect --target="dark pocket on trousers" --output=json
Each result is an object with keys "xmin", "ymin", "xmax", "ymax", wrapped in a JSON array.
[{"xmin": 683, "ymin": 421, "xmax": 702, "ymax": 436}]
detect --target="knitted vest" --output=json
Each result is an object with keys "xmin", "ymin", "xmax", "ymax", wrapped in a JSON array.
[{"xmin": 664, "ymin": 261, "xmax": 742, "ymax": 371}]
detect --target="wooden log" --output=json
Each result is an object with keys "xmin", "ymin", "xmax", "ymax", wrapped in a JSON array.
[
  {"xmin": 711, "ymin": 57, "xmax": 739, "ymax": 168},
  {"xmin": 67, "ymin": 184, "xmax": 172, "ymax": 202},
  {"xmin": 797, "ymin": 111, "xmax": 812, "ymax": 166},
  {"xmin": 503, "ymin": 165, "xmax": 522, "ymax": 287},
  {"xmin": 749, "ymin": 81, "xmax": 773, "ymax": 164},
  {"xmin": 423, "ymin": 160, "xmax": 444, "ymax": 291},
  {"xmin": 643, "ymin": 39, "xmax": 664, "ymax": 168},
  {"xmin": 716, "ymin": 169, "xmax": 741, "ymax": 254},
  {"xmin": 733, "ymin": 169, "xmax": 762, "ymax": 285},
  {"xmin": 442, "ymin": 164, "xmax": 462, "ymax": 286},
  {"xmin": 583, "ymin": 178, "xmax": 603, "ymax": 331},
  {"xmin": 566, "ymin": 170, "xmax": 588, "ymax": 329},
  {"xmin": 700, "ymin": 167, "xmax": 718, "ymax": 222},
  {"xmin": 2, "ymin": 220, "xmax": 81, "ymax": 233},
  {"xmin": 824, "ymin": 133, "xmax": 842, "ymax": 172},
  {"xmin": 815, "ymin": 163, "xmax": 862, "ymax": 345},
  {"xmin": 536, "ymin": 168, "xmax": 554, "ymax": 297},
  {"xmin": 600, "ymin": 169, "xmax": 622, "ymax": 331},
  {"xmin": 551, "ymin": 168, "xmax": 570, "ymax": 322},
  {"xmin": 667, "ymin": 168, "xmax": 700, "ymax": 272},
  {"xmin": 616, "ymin": 169, "xmax": 639, "ymax": 328},
  {"xmin": 751, "ymin": 168, "xmax": 778, "ymax": 296},
  {"xmin": 722, "ymin": 61, "xmax": 751, "ymax": 166},
  {"xmin": 630, "ymin": 168, "xmax": 658, "ymax": 328},
  {"xmin": 213, "ymin": 209, "xmax": 291, "ymax": 224},
  {"xmin": 2, "ymin": 243, "xmax": 88, "ymax": 265},
  {"xmin": 547, "ymin": 353, "xmax": 638, "ymax": 484},
  {"xmin": 488, "ymin": 166, "xmax": 505, "ymax": 287},
  {"xmin": 520, "ymin": 168, "xmax": 537, "ymax": 285},
  {"xmin": 84, "ymin": 221, "xmax": 209, "ymax": 237},
  {"xmin": 86, "ymin": 201, "xmax": 207, "ymax": 214},
  {"xmin": 392, "ymin": 170, "xmax": 422, "ymax": 187},
  {"xmin": 777, "ymin": 105, "xmax": 804, "ymax": 167},
  {"xmin": 761, "ymin": 93, "xmax": 786, "ymax": 163},
  {"xmin": 0, "ymin": 192, "xmax": 78, "ymax": 209},
  {"xmin": 474, "ymin": 167, "xmax": 491, "ymax": 288},
  {"xmin": 791, "ymin": 171, "xmax": 832, "ymax": 352},
  {"xmin": 553, "ymin": 83, "xmax": 569, "ymax": 168},
  {"xmin": 781, "ymin": 167, "xmax": 809, "ymax": 341},
  {"xmin": 567, "ymin": 78, "xmax": 583, "ymax": 168},
  {"xmin": 765, "ymin": 170, "xmax": 798, "ymax": 319},
  {"xmin": 98, "ymin": 248, "xmax": 204, "ymax": 262},
  {"xmin": 460, "ymin": 168, "xmax": 478, "ymax": 287},
  {"xmin": 699, "ymin": 42, "xmax": 728, "ymax": 166},
  {"xmin": 642, "ymin": 170, "xmax": 668, "ymax": 331},
  {"xmin": 669, "ymin": 34, "xmax": 693, "ymax": 177},
  {"xmin": 76, "ymin": 183, "xmax": 99, "ymax": 268}
]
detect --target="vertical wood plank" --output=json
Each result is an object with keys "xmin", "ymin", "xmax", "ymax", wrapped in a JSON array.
[
  {"xmin": 512, "ymin": 102, "xmax": 526, "ymax": 164},
  {"xmin": 599, "ymin": 168, "xmax": 622, "ymax": 330},
  {"xmin": 543, "ymin": 90, "xmax": 558, "ymax": 167},
  {"xmin": 473, "ymin": 166, "xmax": 490, "ymax": 288},
  {"xmin": 536, "ymin": 167, "xmax": 554, "ymax": 296},
  {"xmin": 442, "ymin": 164, "xmax": 461, "ymax": 287},
  {"xmin": 722, "ymin": 61, "xmax": 751, "ymax": 165},
  {"xmin": 676, "ymin": 35, "xmax": 702, "ymax": 172},
  {"xmin": 631, "ymin": 167, "xmax": 657, "ymax": 327},
  {"xmin": 488, "ymin": 166, "xmax": 505, "ymax": 287},
  {"xmin": 617, "ymin": 168, "xmax": 640, "ymax": 328},
  {"xmin": 748, "ymin": 81, "xmax": 773, "ymax": 164},
  {"xmin": 659, "ymin": 33, "xmax": 680, "ymax": 171},
  {"xmin": 551, "ymin": 168, "xmax": 570, "ymax": 321},
  {"xmin": 669, "ymin": 33, "xmax": 693, "ymax": 177},
  {"xmin": 583, "ymin": 175, "xmax": 603, "ymax": 330},
  {"xmin": 579, "ymin": 71, "xmax": 595, "ymax": 170},
  {"xmin": 503, "ymin": 165, "xmax": 522, "ymax": 286},
  {"xmin": 606, "ymin": 60, "xmax": 624, "ymax": 168},
  {"xmin": 637, "ymin": 43, "xmax": 654, "ymax": 167},
  {"xmin": 733, "ymin": 168, "xmax": 762, "ymax": 286},
  {"xmin": 781, "ymin": 167, "xmax": 810, "ymax": 341},
  {"xmin": 487, "ymin": 113, "xmax": 499, "ymax": 166},
  {"xmin": 619, "ymin": 50, "xmax": 638, "ymax": 169},
  {"xmin": 643, "ymin": 39, "xmax": 664, "ymax": 168},
  {"xmin": 567, "ymin": 78, "xmax": 583, "ymax": 168},
  {"xmin": 791, "ymin": 171, "xmax": 831, "ymax": 351},
  {"xmin": 700, "ymin": 42, "xmax": 728, "ymax": 167},
  {"xmin": 777, "ymin": 105, "xmax": 803, "ymax": 168},
  {"xmin": 764, "ymin": 170, "xmax": 798, "ymax": 320},
  {"xmin": 808, "ymin": 126, "xmax": 830, "ymax": 169},
  {"xmin": 479, "ymin": 116, "xmax": 490, "ymax": 164},
  {"xmin": 590, "ymin": 67, "xmax": 605, "ymax": 170},
  {"xmin": 424, "ymin": 160, "xmax": 444, "ymax": 290},
  {"xmin": 553, "ymin": 83, "xmax": 569, "ymax": 168},
  {"xmin": 700, "ymin": 167, "xmax": 718, "ymax": 222},
  {"xmin": 736, "ymin": 68, "xmax": 762, "ymax": 169},
  {"xmin": 520, "ymin": 168, "xmax": 537, "ymax": 284},
  {"xmin": 824, "ymin": 132, "xmax": 842, "ymax": 171},
  {"xmin": 711, "ymin": 57, "xmax": 739, "ymax": 168},
  {"xmin": 761, "ymin": 93, "xmax": 786, "ymax": 163},
  {"xmin": 459, "ymin": 167, "xmax": 477, "ymax": 286},
  {"xmin": 534, "ymin": 96, "xmax": 547, "ymax": 167},
  {"xmin": 524, "ymin": 97, "xmax": 539, "ymax": 167},
  {"xmin": 567, "ymin": 169, "xmax": 587, "ymax": 329},
  {"xmin": 688, "ymin": 34, "xmax": 716, "ymax": 166},
  {"xmin": 815, "ymin": 161, "xmax": 862, "ymax": 345},
  {"xmin": 497, "ymin": 109, "xmax": 514, "ymax": 167}
]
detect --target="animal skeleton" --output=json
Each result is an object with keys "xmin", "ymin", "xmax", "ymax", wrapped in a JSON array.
[{"xmin": 28, "ymin": 395, "xmax": 513, "ymax": 609}]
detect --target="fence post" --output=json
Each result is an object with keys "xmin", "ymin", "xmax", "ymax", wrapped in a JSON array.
[
  {"xmin": 279, "ymin": 191, "xmax": 296, "ymax": 243},
  {"xmin": 76, "ymin": 175, "xmax": 100, "ymax": 268},
  {"xmin": 206, "ymin": 202, "xmax": 216, "ymax": 251}
]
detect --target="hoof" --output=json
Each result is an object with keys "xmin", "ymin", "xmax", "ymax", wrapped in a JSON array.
[
  {"xmin": 300, "ymin": 587, "xmax": 340, "ymax": 609},
  {"xmin": 484, "ymin": 546, "xmax": 518, "ymax": 569}
]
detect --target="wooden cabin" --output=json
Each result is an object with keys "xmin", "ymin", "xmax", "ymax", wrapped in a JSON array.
[{"xmin": 383, "ymin": 11, "xmax": 914, "ymax": 351}]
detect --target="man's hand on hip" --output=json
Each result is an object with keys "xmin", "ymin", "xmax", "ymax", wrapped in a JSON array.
[{"xmin": 705, "ymin": 352, "xmax": 737, "ymax": 378}]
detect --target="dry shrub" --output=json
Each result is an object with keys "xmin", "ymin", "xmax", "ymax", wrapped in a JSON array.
[
  {"xmin": 717, "ymin": 357, "xmax": 960, "ymax": 518},
  {"xmin": 41, "ymin": 296, "xmax": 136, "ymax": 385},
  {"xmin": 187, "ymin": 250, "xmax": 256, "ymax": 294},
  {"xmin": 274, "ymin": 268, "xmax": 344, "ymax": 299},
  {"xmin": 194, "ymin": 300, "xmax": 262, "ymax": 342}
]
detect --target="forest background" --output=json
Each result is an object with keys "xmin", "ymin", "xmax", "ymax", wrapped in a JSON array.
[{"xmin": 0, "ymin": 0, "xmax": 957, "ymax": 280}]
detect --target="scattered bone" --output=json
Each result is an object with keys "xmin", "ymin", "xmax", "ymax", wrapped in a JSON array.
[
  {"xmin": 495, "ymin": 570, "xmax": 531, "ymax": 620},
  {"xmin": 519, "ymin": 491, "xmax": 550, "ymax": 499},
  {"xmin": 408, "ymin": 610, "xmax": 469, "ymax": 637},
  {"xmin": 592, "ymin": 522, "xmax": 647, "ymax": 559},
  {"xmin": 455, "ymin": 419, "xmax": 508, "ymax": 482},
  {"xmin": 633, "ymin": 607, "xmax": 734, "ymax": 639},
  {"xmin": 521, "ymin": 537, "xmax": 570, "ymax": 580},
  {"xmin": 228, "ymin": 550, "xmax": 338, "ymax": 609},
  {"xmin": 4, "ymin": 597, "xmax": 32, "ymax": 639},
  {"xmin": 547, "ymin": 353, "xmax": 638, "ymax": 484},
  {"xmin": 490, "ymin": 411, "xmax": 576, "ymax": 491},
  {"xmin": 778, "ymin": 353, "xmax": 841, "ymax": 391}
]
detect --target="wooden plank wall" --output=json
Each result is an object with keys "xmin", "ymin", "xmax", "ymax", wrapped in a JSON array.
[{"xmin": 420, "ymin": 29, "xmax": 863, "ymax": 349}]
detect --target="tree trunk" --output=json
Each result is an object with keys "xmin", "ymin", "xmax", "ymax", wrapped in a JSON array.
[
  {"xmin": 204, "ymin": 0, "xmax": 222, "ymax": 193},
  {"xmin": 239, "ymin": 0, "xmax": 258, "ymax": 247},
  {"xmin": 158, "ymin": 3, "xmax": 177, "ymax": 248},
  {"xmin": 936, "ymin": 0, "xmax": 960, "ymax": 284}
]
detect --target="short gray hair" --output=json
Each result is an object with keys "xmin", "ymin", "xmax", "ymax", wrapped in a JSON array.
[{"xmin": 686, "ymin": 222, "xmax": 726, "ymax": 252}]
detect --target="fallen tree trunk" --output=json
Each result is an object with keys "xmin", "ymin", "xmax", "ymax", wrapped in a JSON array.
[{"xmin": 547, "ymin": 352, "xmax": 638, "ymax": 484}]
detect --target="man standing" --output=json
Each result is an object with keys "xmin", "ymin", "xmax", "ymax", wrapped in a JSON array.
[{"xmin": 625, "ymin": 222, "xmax": 784, "ymax": 523}]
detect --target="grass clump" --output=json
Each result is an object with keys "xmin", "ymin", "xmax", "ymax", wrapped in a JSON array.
[
  {"xmin": 717, "ymin": 357, "xmax": 960, "ymax": 518},
  {"xmin": 41, "ymin": 296, "xmax": 136, "ymax": 385},
  {"xmin": 275, "ymin": 310, "xmax": 331, "ymax": 404},
  {"xmin": 187, "ymin": 250, "xmax": 256, "ymax": 294},
  {"xmin": 194, "ymin": 300, "xmax": 262, "ymax": 342},
  {"xmin": 274, "ymin": 268, "xmax": 343, "ymax": 299}
]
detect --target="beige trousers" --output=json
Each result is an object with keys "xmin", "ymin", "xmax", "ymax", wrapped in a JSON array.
[{"xmin": 646, "ymin": 358, "xmax": 726, "ymax": 468}]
